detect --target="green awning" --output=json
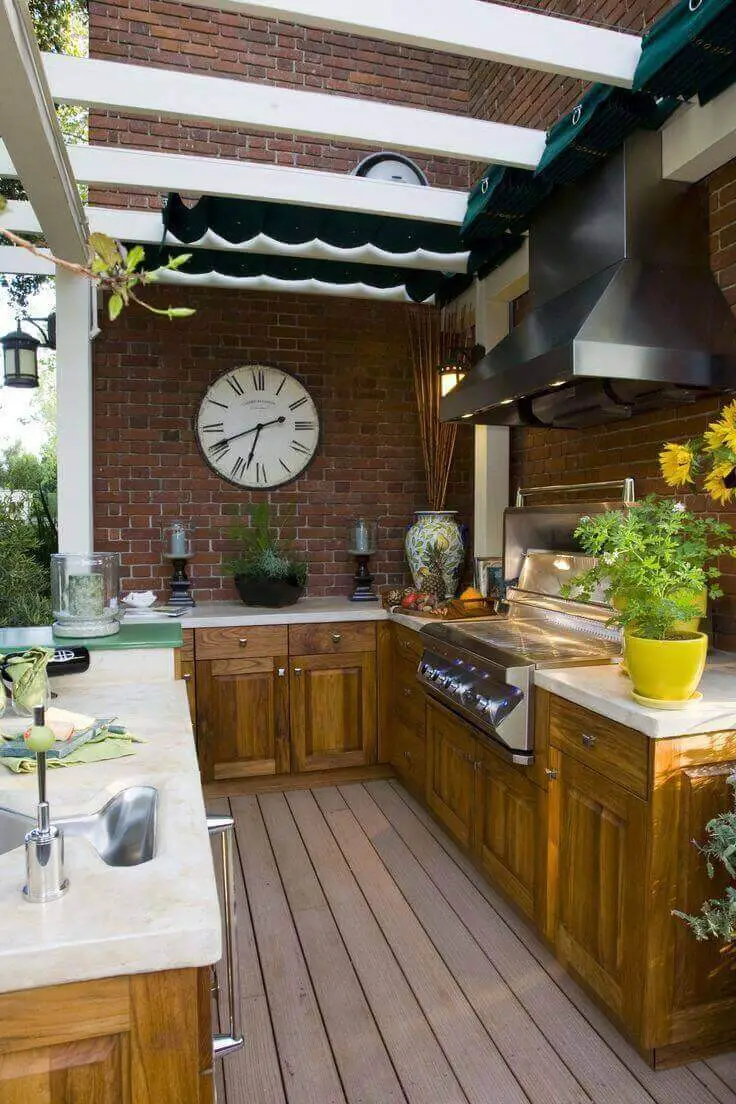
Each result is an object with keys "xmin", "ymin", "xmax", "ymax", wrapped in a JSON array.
[
  {"xmin": 149, "ymin": 194, "xmax": 503, "ymax": 304},
  {"xmin": 534, "ymin": 84, "xmax": 677, "ymax": 187},
  {"xmin": 633, "ymin": 0, "xmax": 736, "ymax": 105},
  {"xmin": 461, "ymin": 166, "xmax": 551, "ymax": 245}
]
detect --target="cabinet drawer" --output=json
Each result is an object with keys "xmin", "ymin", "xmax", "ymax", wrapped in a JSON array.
[
  {"xmin": 391, "ymin": 719, "xmax": 426, "ymax": 794},
  {"xmin": 195, "ymin": 625, "xmax": 287, "ymax": 660},
  {"xmin": 393, "ymin": 624, "xmax": 424, "ymax": 662},
  {"xmin": 289, "ymin": 621, "xmax": 375, "ymax": 655},
  {"xmin": 548, "ymin": 696, "xmax": 649, "ymax": 798}
]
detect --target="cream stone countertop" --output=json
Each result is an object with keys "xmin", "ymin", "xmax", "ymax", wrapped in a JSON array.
[
  {"xmin": 535, "ymin": 654, "xmax": 736, "ymax": 740},
  {"xmin": 162, "ymin": 595, "xmax": 429, "ymax": 633},
  {"xmin": 0, "ymin": 679, "xmax": 221, "ymax": 995}
]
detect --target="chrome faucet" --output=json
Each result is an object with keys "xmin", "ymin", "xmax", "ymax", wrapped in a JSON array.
[{"xmin": 23, "ymin": 706, "xmax": 68, "ymax": 903}]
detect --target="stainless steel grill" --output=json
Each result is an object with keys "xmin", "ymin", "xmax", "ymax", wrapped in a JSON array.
[{"xmin": 418, "ymin": 527, "xmax": 624, "ymax": 765}]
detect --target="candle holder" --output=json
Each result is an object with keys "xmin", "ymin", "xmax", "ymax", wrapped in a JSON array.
[
  {"xmin": 348, "ymin": 519, "xmax": 378, "ymax": 602},
  {"xmin": 51, "ymin": 552, "xmax": 121, "ymax": 637},
  {"xmin": 163, "ymin": 521, "xmax": 196, "ymax": 608}
]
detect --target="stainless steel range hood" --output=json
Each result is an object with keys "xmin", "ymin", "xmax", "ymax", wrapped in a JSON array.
[{"xmin": 442, "ymin": 130, "xmax": 736, "ymax": 428}]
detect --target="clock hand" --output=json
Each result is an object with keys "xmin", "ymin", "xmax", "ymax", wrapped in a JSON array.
[
  {"xmin": 214, "ymin": 415, "xmax": 286, "ymax": 450},
  {"xmin": 246, "ymin": 426, "xmax": 262, "ymax": 469}
]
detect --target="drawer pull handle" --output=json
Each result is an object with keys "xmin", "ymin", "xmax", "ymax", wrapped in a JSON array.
[
  {"xmin": 182, "ymin": 673, "xmax": 192, "ymax": 682},
  {"xmin": 277, "ymin": 667, "xmax": 286, "ymax": 677},
  {"xmin": 581, "ymin": 733, "xmax": 597, "ymax": 749},
  {"xmin": 294, "ymin": 667, "xmax": 302, "ymax": 675},
  {"xmin": 403, "ymin": 750, "xmax": 411, "ymax": 761},
  {"xmin": 545, "ymin": 768, "xmax": 558, "ymax": 780},
  {"xmin": 238, "ymin": 638, "xmax": 248, "ymax": 647},
  {"xmin": 331, "ymin": 632, "xmax": 342, "ymax": 643}
]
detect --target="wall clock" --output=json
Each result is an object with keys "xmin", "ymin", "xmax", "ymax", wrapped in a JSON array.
[{"xmin": 195, "ymin": 364, "xmax": 320, "ymax": 489}]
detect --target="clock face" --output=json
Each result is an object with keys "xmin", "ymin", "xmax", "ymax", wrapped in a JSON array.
[{"xmin": 195, "ymin": 364, "xmax": 320, "ymax": 489}]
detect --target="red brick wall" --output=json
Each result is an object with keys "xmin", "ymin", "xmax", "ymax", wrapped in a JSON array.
[
  {"xmin": 88, "ymin": 0, "xmax": 471, "ymax": 203},
  {"xmin": 93, "ymin": 288, "xmax": 474, "ymax": 600}
]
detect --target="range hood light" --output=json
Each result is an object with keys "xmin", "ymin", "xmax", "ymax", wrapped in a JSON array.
[
  {"xmin": 551, "ymin": 380, "xmax": 566, "ymax": 387},
  {"xmin": 499, "ymin": 398, "xmax": 514, "ymax": 406}
]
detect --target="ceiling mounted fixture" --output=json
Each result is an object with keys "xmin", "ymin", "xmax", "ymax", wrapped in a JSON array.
[
  {"xmin": 353, "ymin": 152, "xmax": 428, "ymax": 186},
  {"xmin": 1, "ymin": 312, "xmax": 56, "ymax": 388}
]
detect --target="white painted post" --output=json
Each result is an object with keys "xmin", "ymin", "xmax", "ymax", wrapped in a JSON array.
[
  {"xmin": 55, "ymin": 268, "xmax": 94, "ymax": 553},
  {"xmin": 473, "ymin": 291, "xmax": 510, "ymax": 558}
]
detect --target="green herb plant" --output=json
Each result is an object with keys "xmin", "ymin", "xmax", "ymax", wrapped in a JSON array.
[
  {"xmin": 560, "ymin": 496, "xmax": 735, "ymax": 640},
  {"xmin": 227, "ymin": 503, "xmax": 307, "ymax": 588},
  {"xmin": 673, "ymin": 774, "xmax": 736, "ymax": 943}
]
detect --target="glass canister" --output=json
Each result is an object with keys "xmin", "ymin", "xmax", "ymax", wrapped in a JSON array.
[{"xmin": 51, "ymin": 552, "xmax": 121, "ymax": 637}]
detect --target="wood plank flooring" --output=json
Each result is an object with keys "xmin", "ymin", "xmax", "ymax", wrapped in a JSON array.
[{"xmin": 211, "ymin": 780, "xmax": 736, "ymax": 1104}]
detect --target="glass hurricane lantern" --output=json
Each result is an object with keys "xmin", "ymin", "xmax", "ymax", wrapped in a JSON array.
[
  {"xmin": 348, "ymin": 519, "xmax": 378, "ymax": 602},
  {"xmin": 51, "ymin": 552, "xmax": 121, "ymax": 637},
  {"xmin": 163, "ymin": 521, "xmax": 196, "ymax": 608}
]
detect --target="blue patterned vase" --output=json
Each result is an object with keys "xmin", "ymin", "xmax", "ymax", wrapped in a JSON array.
[{"xmin": 405, "ymin": 510, "xmax": 465, "ymax": 599}]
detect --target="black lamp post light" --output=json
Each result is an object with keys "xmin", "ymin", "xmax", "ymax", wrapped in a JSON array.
[{"xmin": 0, "ymin": 313, "xmax": 56, "ymax": 388}]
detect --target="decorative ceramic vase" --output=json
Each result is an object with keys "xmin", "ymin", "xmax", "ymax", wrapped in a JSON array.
[
  {"xmin": 625, "ymin": 631, "xmax": 708, "ymax": 702},
  {"xmin": 405, "ymin": 510, "xmax": 465, "ymax": 599}
]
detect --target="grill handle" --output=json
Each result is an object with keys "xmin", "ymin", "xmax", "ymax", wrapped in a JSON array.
[
  {"xmin": 207, "ymin": 814, "xmax": 244, "ymax": 1059},
  {"xmin": 515, "ymin": 478, "xmax": 635, "ymax": 508}
]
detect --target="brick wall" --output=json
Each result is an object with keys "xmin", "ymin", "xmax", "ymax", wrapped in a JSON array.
[
  {"xmin": 88, "ymin": 0, "xmax": 471, "ymax": 203},
  {"xmin": 93, "ymin": 287, "xmax": 474, "ymax": 600},
  {"xmin": 87, "ymin": 1, "xmax": 474, "ymax": 600},
  {"xmin": 468, "ymin": 2, "xmax": 736, "ymax": 645}
]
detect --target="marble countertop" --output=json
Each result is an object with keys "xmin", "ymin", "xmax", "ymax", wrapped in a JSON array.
[
  {"xmin": 536, "ymin": 655, "xmax": 736, "ymax": 739},
  {"xmin": 0, "ymin": 680, "xmax": 221, "ymax": 994},
  {"xmin": 165, "ymin": 596, "xmax": 432, "ymax": 633}
]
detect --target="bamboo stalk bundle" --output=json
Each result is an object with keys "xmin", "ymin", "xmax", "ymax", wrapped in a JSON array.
[{"xmin": 408, "ymin": 304, "xmax": 473, "ymax": 510}]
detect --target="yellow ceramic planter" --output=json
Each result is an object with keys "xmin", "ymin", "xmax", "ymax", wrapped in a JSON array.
[{"xmin": 625, "ymin": 631, "xmax": 708, "ymax": 702}]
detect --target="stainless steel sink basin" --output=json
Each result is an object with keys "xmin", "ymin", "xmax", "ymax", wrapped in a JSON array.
[
  {"xmin": 0, "ymin": 807, "xmax": 33, "ymax": 856},
  {"xmin": 58, "ymin": 786, "xmax": 158, "ymax": 867}
]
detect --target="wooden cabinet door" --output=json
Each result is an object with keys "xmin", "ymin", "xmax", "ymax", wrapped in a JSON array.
[
  {"xmin": 196, "ymin": 655, "xmax": 289, "ymax": 782},
  {"xmin": 547, "ymin": 748, "xmax": 646, "ymax": 1029},
  {"xmin": 425, "ymin": 698, "xmax": 477, "ymax": 849},
  {"xmin": 290, "ymin": 651, "xmax": 377, "ymax": 772},
  {"xmin": 475, "ymin": 743, "xmax": 541, "ymax": 922}
]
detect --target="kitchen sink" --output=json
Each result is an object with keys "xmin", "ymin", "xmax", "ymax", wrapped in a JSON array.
[
  {"xmin": 0, "ymin": 807, "xmax": 34, "ymax": 856},
  {"xmin": 58, "ymin": 786, "xmax": 158, "ymax": 867}
]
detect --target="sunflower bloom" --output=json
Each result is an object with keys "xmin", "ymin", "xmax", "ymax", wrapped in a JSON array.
[
  {"xmin": 704, "ymin": 462, "xmax": 736, "ymax": 506},
  {"xmin": 659, "ymin": 442, "xmax": 694, "ymax": 487},
  {"xmin": 717, "ymin": 401, "xmax": 736, "ymax": 451},
  {"xmin": 703, "ymin": 422, "xmax": 731, "ymax": 452}
]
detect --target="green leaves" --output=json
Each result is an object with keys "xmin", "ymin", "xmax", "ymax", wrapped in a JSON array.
[
  {"xmin": 108, "ymin": 293, "xmax": 123, "ymax": 322},
  {"xmin": 562, "ymin": 495, "xmax": 736, "ymax": 640},
  {"xmin": 674, "ymin": 774, "xmax": 736, "ymax": 943}
]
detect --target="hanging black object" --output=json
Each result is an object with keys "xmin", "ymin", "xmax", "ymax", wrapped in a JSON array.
[{"xmin": 633, "ymin": 0, "xmax": 736, "ymax": 106}]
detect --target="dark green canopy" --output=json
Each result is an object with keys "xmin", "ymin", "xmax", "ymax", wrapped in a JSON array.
[{"xmin": 633, "ymin": 0, "xmax": 736, "ymax": 105}]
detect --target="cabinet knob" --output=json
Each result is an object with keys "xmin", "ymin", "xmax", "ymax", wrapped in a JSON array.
[
  {"xmin": 545, "ymin": 768, "xmax": 558, "ymax": 780},
  {"xmin": 293, "ymin": 667, "xmax": 302, "ymax": 675},
  {"xmin": 403, "ymin": 750, "xmax": 411, "ymax": 761},
  {"xmin": 331, "ymin": 632, "xmax": 342, "ymax": 643},
  {"xmin": 581, "ymin": 733, "xmax": 596, "ymax": 749},
  {"xmin": 238, "ymin": 637, "xmax": 248, "ymax": 647},
  {"xmin": 277, "ymin": 667, "xmax": 286, "ymax": 677},
  {"xmin": 182, "ymin": 673, "xmax": 191, "ymax": 682},
  {"xmin": 402, "ymin": 687, "xmax": 412, "ymax": 697}
]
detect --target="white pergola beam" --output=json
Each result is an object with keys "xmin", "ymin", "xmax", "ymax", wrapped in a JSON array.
[
  {"xmin": 0, "ymin": 0, "xmax": 87, "ymax": 261},
  {"xmin": 3, "ymin": 201, "xmax": 470, "ymax": 273},
  {"xmin": 44, "ymin": 53, "xmax": 546, "ymax": 171},
  {"xmin": 0, "ymin": 142, "xmax": 468, "ymax": 224},
  {"xmin": 177, "ymin": 0, "xmax": 641, "ymax": 86},
  {"xmin": 662, "ymin": 85, "xmax": 736, "ymax": 184}
]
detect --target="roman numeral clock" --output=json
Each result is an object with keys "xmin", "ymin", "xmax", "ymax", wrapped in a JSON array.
[{"xmin": 195, "ymin": 364, "xmax": 320, "ymax": 489}]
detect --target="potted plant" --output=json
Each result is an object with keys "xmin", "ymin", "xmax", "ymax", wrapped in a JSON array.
[
  {"xmin": 561, "ymin": 497, "xmax": 734, "ymax": 703},
  {"xmin": 227, "ymin": 503, "xmax": 307, "ymax": 608}
]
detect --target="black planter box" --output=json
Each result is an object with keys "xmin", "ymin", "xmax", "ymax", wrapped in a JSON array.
[{"xmin": 234, "ymin": 574, "xmax": 305, "ymax": 608}]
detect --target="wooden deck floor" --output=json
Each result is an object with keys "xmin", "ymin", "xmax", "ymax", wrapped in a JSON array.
[{"xmin": 210, "ymin": 780, "xmax": 736, "ymax": 1104}]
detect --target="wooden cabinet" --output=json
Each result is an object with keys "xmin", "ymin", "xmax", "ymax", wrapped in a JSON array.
[
  {"xmin": 0, "ymin": 968, "xmax": 208, "ymax": 1103},
  {"xmin": 425, "ymin": 698, "xmax": 478, "ymax": 850},
  {"xmin": 475, "ymin": 741, "xmax": 543, "ymax": 924},
  {"xmin": 176, "ymin": 629, "xmax": 197, "ymax": 727},
  {"xmin": 196, "ymin": 654, "xmax": 289, "ymax": 782},
  {"xmin": 546, "ymin": 745, "xmax": 647, "ymax": 1029},
  {"xmin": 290, "ymin": 650, "xmax": 376, "ymax": 771},
  {"xmin": 387, "ymin": 624, "xmax": 426, "ymax": 792}
]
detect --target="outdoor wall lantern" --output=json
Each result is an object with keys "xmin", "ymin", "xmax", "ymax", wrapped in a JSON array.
[
  {"xmin": 1, "ymin": 313, "xmax": 56, "ymax": 388},
  {"xmin": 437, "ymin": 342, "xmax": 485, "ymax": 397}
]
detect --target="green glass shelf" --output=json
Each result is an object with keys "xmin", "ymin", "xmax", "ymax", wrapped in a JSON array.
[{"xmin": 0, "ymin": 622, "xmax": 184, "ymax": 653}]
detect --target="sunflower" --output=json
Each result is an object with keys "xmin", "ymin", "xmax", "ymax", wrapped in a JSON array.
[
  {"xmin": 659, "ymin": 442, "xmax": 695, "ymax": 488},
  {"xmin": 703, "ymin": 422, "xmax": 731, "ymax": 452},
  {"xmin": 704, "ymin": 462, "xmax": 736, "ymax": 506}
]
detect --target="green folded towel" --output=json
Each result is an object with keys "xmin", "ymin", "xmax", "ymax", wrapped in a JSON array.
[{"xmin": 0, "ymin": 728, "xmax": 143, "ymax": 773}]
